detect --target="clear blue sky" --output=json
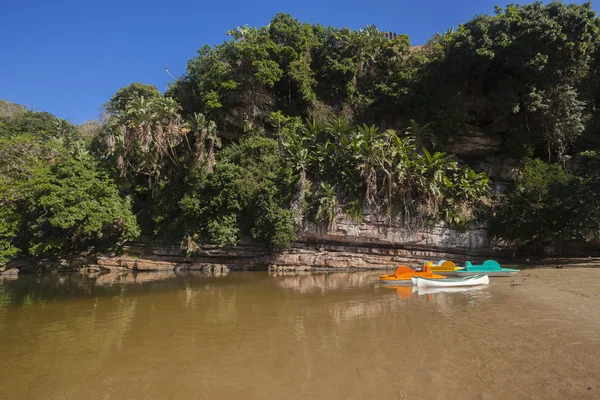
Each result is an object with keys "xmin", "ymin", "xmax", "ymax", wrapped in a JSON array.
[{"xmin": 1, "ymin": 0, "xmax": 595, "ymax": 124}]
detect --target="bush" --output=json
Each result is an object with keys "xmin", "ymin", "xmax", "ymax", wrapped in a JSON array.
[
  {"xmin": 0, "ymin": 132, "xmax": 139, "ymax": 262},
  {"xmin": 180, "ymin": 135, "xmax": 297, "ymax": 250},
  {"xmin": 491, "ymin": 155, "xmax": 600, "ymax": 252}
]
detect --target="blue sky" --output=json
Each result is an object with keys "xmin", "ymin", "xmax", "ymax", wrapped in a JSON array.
[{"xmin": 1, "ymin": 0, "xmax": 596, "ymax": 124}]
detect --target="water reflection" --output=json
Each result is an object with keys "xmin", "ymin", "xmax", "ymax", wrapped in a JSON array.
[
  {"xmin": 382, "ymin": 284, "xmax": 490, "ymax": 298},
  {"xmin": 0, "ymin": 270, "xmax": 232, "ymax": 308},
  {"xmin": 378, "ymin": 282, "xmax": 496, "ymax": 318},
  {"xmin": 389, "ymin": 285, "xmax": 417, "ymax": 299},
  {"xmin": 272, "ymin": 271, "xmax": 376, "ymax": 293},
  {"xmin": 416, "ymin": 286, "xmax": 485, "ymax": 296}
]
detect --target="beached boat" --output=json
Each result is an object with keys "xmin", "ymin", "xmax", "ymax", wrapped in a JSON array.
[
  {"xmin": 379, "ymin": 265, "xmax": 446, "ymax": 283},
  {"xmin": 454, "ymin": 260, "xmax": 519, "ymax": 277},
  {"xmin": 424, "ymin": 260, "xmax": 464, "ymax": 276},
  {"xmin": 413, "ymin": 274, "xmax": 489, "ymax": 287}
]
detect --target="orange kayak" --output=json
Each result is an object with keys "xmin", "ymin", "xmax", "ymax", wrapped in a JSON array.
[{"xmin": 379, "ymin": 265, "xmax": 446, "ymax": 282}]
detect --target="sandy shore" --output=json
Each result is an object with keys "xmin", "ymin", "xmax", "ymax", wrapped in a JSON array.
[
  {"xmin": 506, "ymin": 264, "xmax": 600, "ymax": 323},
  {"xmin": 468, "ymin": 265, "xmax": 600, "ymax": 399}
]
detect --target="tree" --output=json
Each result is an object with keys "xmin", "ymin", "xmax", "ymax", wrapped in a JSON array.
[
  {"xmin": 281, "ymin": 130, "xmax": 310, "ymax": 225},
  {"xmin": 355, "ymin": 124, "xmax": 380, "ymax": 206},
  {"xmin": 406, "ymin": 119, "xmax": 436, "ymax": 151},
  {"xmin": 106, "ymin": 83, "xmax": 161, "ymax": 115},
  {"xmin": 24, "ymin": 157, "xmax": 140, "ymax": 257},
  {"xmin": 315, "ymin": 182, "xmax": 338, "ymax": 230},
  {"xmin": 492, "ymin": 153, "xmax": 600, "ymax": 253},
  {"xmin": 1, "ymin": 130, "xmax": 139, "ymax": 261},
  {"xmin": 413, "ymin": 149, "xmax": 454, "ymax": 218},
  {"xmin": 183, "ymin": 112, "xmax": 208, "ymax": 160},
  {"xmin": 206, "ymin": 120, "xmax": 221, "ymax": 172},
  {"xmin": 179, "ymin": 135, "xmax": 296, "ymax": 249},
  {"xmin": 492, "ymin": 158, "xmax": 571, "ymax": 251},
  {"xmin": 106, "ymin": 94, "xmax": 185, "ymax": 187}
]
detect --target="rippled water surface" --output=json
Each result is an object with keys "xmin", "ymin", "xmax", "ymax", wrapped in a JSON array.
[{"xmin": 0, "ymin": 271, "xmax": 598, "ymax": 399}]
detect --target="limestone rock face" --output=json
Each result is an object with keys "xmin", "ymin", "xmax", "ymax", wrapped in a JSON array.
[
  {"xmin": 301, "ymin": 215, "xmax": 490, "ymax": 255},
  {"xmin": 446, "ymin": 125, "xmax": 503, "ymax": 158},
  {"xmin": 0, "ymin": 268, "xmax": 19, "ymax": 276},
  {"xmin": 473, "ymin": 156, "xmax": 520, "ymax": 182},
  {"xmin": 86, "ymin": 216, "xmax": 501, "ymax": 272}
]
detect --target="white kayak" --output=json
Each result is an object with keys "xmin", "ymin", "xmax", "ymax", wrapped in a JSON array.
[{"xmin": 414, "ymin": 274, "xmax": 489, "ymax": 288}]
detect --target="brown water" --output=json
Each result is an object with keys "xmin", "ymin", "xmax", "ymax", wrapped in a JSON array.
[{"xmin": 0, "ymin": 271, "xmax": 598, "ymax": 400}]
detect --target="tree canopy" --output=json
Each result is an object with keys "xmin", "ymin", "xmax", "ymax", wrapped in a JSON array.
[{"xmin": 3, "ymin": 2, "xmax": 600, "ymax": 263}]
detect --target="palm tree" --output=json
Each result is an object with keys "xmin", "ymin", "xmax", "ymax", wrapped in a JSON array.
[
  {"xmin": 70, "ymin": 140, "xmax": 89, "ymax": 159},
  {"xmin": 110, "ymin": 94, "xmax": 187, "ymax": 185},
  {"xmin": 347, "ymin": 25, "xmax": 383, "ymax": 74},
  {"xmin": 53, "ymin": 118, "xmax": 75, "ymax": 141},
  {"xmin": 311, "ymin": 140, "xmax": 333, "ymax": 178},
  {"xmin": 369, "ymin": 130, "xmax": 395, "ymax": 213},
  {"xmin": 151, "ymin": 97, "xmax": 183, "ymax": 162},
  {"xmin": 125, "ymin": 95, "xmax": 152, "ymax": 153},
  {"xmin": 206, "ymin": 120, "xmax": 221, "ymax": 173},
  {"xmin": 342, "ymin": 25, "xmax": 384, "ymax": 102},
  {"xmin": 413, "ymin": 148, "xmax": 455, "ymax": 217},
  {"xmin": 326, "ymin": 117, "xmax": 352, "ymax": 140},
  {"xmin": 452, "ymin": 168, "xmax": 490, "ymax": 204},
  {"xmin": 406, "ymin": 119, "xmax": 436, "ymax": 151},
  {"xmin": 316, "ymin": 182, "xmax": 338, "ymax": 231},
  {"xmin": 355, "ymin": 124, "xmax": 380, "ymax": 206},
  {"xmin": 304, "ymin": 118, "xmax": 324, "ymax": 146},
  {"xmin": 391, "ymin": 134, "xmax": 417, "ymax": 220},
  {"xmin": 287, "ymin": 141, "xmax": 310, "ymax": 226},
  {"xmin": 282, "ymin": 130, "xmax": 311, "ymax": 222},
  {"xmin": 184, "ymin": 112, "xmax": 208, "ymax": 159}
]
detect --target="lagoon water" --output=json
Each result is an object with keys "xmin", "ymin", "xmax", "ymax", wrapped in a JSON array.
[{"xmin": 0, "ymin": 271, "xmax": 598, "ymax": 399}]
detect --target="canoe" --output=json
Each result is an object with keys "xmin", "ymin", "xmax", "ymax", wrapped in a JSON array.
[
  {"xmin": 414, "ymin": 274, "xmax": 489, "ymax": 287},
  {"xmin": 379, "ymin": 265, "xmax": 446, "ymax": 282},
  {"xmin": 454, "ymin": 260, "xmax": 519, "ymax": 277},
  {"xmin": 424, "ymin": 260, "xmax": 464, "ymax": 276}
]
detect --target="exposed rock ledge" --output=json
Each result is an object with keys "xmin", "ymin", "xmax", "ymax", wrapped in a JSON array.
[{"xmin": 87, "ymin": 216, "xmax": 506, "ymax": 273}]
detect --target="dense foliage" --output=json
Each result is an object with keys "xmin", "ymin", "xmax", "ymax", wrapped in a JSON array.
[
  {"xmin": 492, "ymin": 153, "xmax": 600, "ymax": 252},
  {"xmin": 167, "ymin": 2, "xmax": 600, "ymax": 162},
  {"xmin": 3, "ymin": 1, "xmax": 600, "ymax": 263},
  {"xmin": 0, "ymin": 109, "xmax": 138, "ymax": 262}
]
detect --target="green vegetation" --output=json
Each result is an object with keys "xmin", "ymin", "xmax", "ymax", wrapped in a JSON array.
[
  {"xmin": 492, "ymin": 153, "xmax": 600, "ymax": 252},
  {"xmin": 0, "ymin": 109, "xmax": 138, "ymax": 262},
  {"xmin": 2, "ymin": 1, "xmax": 600, "ymax": 263}
]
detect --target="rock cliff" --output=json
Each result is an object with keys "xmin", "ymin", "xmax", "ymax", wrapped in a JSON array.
[{"xmin": 85, "ymin": 213, "xmax": 505, "ymax": 273}]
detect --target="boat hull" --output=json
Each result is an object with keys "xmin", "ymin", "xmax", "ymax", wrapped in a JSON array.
[
  {"xmin": 379, "ymin": 279, "xmax": 413, "ymax": 286},
  {"xmin": 379, "ymin": 273, "xmax": 445, "ymax": 282},
  {"xmin": 455, "ymin": 271, "xmax": 518, "ymax": 277}
]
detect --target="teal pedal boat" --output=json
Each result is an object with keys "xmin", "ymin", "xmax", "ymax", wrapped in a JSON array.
[{"xmin": 454, "ymin": 260, "xmax": 519, "ymax": 277}]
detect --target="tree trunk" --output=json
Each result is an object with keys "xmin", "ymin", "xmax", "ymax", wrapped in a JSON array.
[
  {"xmin": 291, "ymin": 169, "xmax": 307, "ymax": 227},
  {"xmin": 207, "ymin": 141, "xmax": 216, "ymax": 173},
  {"xmin": 363, "ymin": 163, "xmax": 377, "ymax": 206}
]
